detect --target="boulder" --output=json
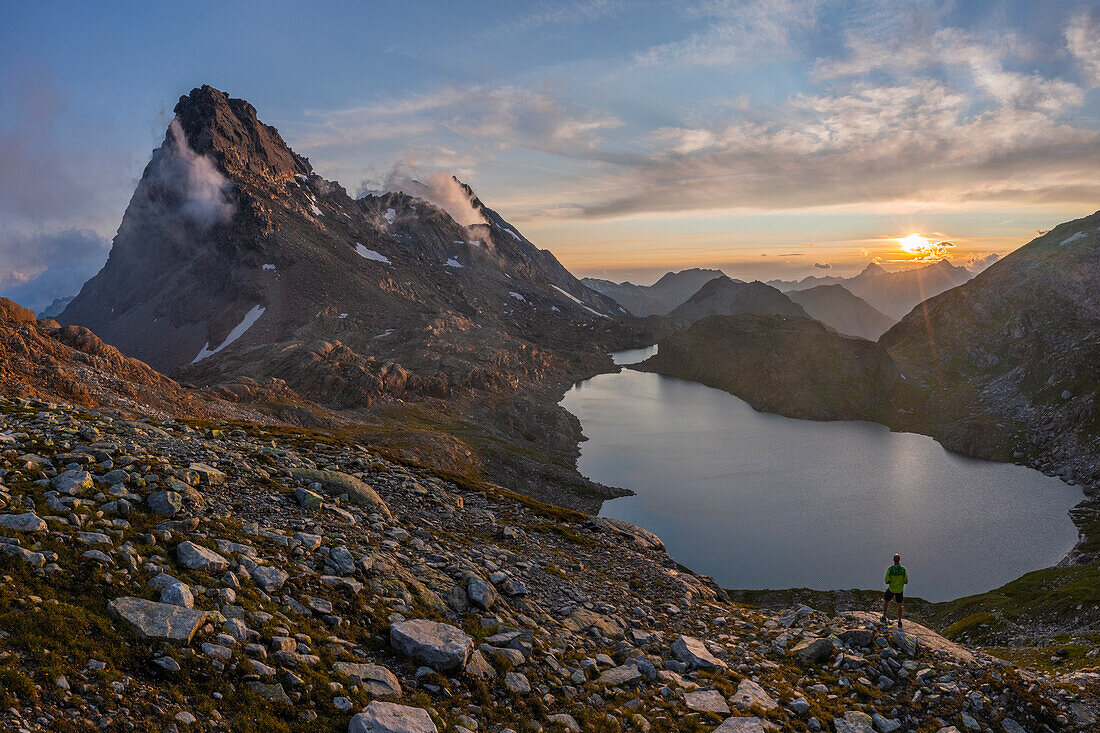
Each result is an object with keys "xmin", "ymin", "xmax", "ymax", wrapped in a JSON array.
[
  {"xmin": 503, "ymin": 671, "xmax": 530, "ymax": 694},
  {"xmin": 889, "ymin": 629, "xmax": 919, "ymax": 657},
  {"xmin": 189, "ymin": 462, "xmax": 226, "ymax": 486},
  {"xmin": 713, "ymin": 719, "xmax": 776, "ymax": 733},
  {"xmin": 348, "ymin": 701, "xmax": 437, "ymax": 733},
  {"xmin": 160, "ymin": 582, "xmax": 195, "ymax": 609},
  {"xmin": 672, "ymin": 635, "xmax": 726, "ymax": 669},
  {"xmin": 251, "ymin": 565, "xmax": 290, "ymax": 593},
  {"xmin": 872, "ymin": 713, "xmax": 902, "ymax": 732},
  {"xmin": 246, "ymin": 681, "xmax": 292, "ymax": 706},
  {"xmin": 834, "ymin": 711, "xmax": 875, "ymax": 733},
  {"xmin": 684, "ymin": 689, "xmax": 730, "ymax": 715},
  {"xmin": 0, "ymin": 512, "xmax": 46, "ymax": 532},
  {"xmin": 466, "ymin": 577, "xmax": 497, "ymax": 611},
  {"xmin": 107, "ymin": 597, "xmax": 209, "ymax": 643},
  {"xmin": 52, "ymin": 469, "xmax": 93, "ymax": 495},
  {"xmin": 295, "ymin": 487, "xmax": 323, "ymax": 510},
  {"xmin": 390, "ymin": 619, "xmax": 473, "ymax": 672},
  {"xmin": 147, "ymin": 491, "xmax": 182, "ymax": 517},
  {"xmin": 731, "ymin": 679, "xmax": 778, "ymax": 711},
  {"xmin": 839, "ymin": 628, "xmax": 873, "ymax": 648},
  {"xmin": 792, "ymin": 636, "xmax": 836, "ymax": 664},
  {"xmin": 0, "ymin": 543, "xmax": 46, "ymax": 567},
  {"xmin": 598, "ymin": 664, "xmax": 642, "ymax": 687},
  {"xmin": 176, "ymin": 541, "xmax": 229, "ymax": 573},
  {"xmin": 332, "ymin": 662, "xmax": 402, "ymax": 697},
  {"xmin": 291, "ymin": 468, "xmax": 391, "ymax": 518},
  {"xmin": 546, "ymin": 714, "xmax": 581, "ymax": 732}
]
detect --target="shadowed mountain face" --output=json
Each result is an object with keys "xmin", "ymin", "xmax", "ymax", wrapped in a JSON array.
[
  {"xmin": 770, "ymin": 260, "xmax": 974, "ymax": 320},
  {"xmin": 583, "ymin": 268, "xmax": 728, "ymax": 316},
  {"xmin": 639, "ymin": 314, "xmax": 905, "ymax": 422},
  {"xmin": 665, "ymin": 276, "xmax": 808, "ymax": 325},
  {"xmin": 881, "ymin": 211, "xmax": 1100, "ymax": 492},
  {"xmin": 60, "ymin": 86, "xmax": 626, "ymax": 407},
  {"xmin": 787, "ymin": 284, "xmax": 896, "ymax": 340}
]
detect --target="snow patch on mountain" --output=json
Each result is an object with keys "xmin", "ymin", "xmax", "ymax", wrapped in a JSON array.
[
  {"xmin": 191, "ymin": 305, "xmax": 266, "ymax": 363},
  {"xmin": 355, "ymin": 244, "xmax": 391, "ymax": 264}
]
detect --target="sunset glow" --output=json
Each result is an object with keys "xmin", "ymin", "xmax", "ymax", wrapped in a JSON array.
[{"xmin": 898, "ymin": 234, "xmax": 931, "ymax": 254}]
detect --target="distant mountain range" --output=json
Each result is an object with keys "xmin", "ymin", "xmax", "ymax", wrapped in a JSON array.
[
  {"xmin": 583, "ymin": 268, "xmax": 726, "ymax": 316},
  {"xmin": 586, "ymin": 260, "xmax": 969, "ymax": 337},
  {"xmin": 769, "ymin": 260, "xmax": 974, "ymax": 320}
]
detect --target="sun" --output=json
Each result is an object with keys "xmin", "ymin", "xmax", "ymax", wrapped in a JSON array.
[{"xmin": 898, "ymin": 233, "xmax": 931, "ymax": 254}]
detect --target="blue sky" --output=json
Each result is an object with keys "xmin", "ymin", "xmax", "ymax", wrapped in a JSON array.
[{"xmin": 2, "ymin": 0, "xmax": 1099, "ymax": 308}]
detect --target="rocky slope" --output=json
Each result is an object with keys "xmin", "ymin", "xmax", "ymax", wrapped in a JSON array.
[
  {"xmin": 770, "ymin": 261, "xmax": 974, "ymax": 320},
  {"xmin": 0, "ymin": 297, "xmax": 255, "ymax": 422},
  {"xmin": 880, "ymin": 212, "xmax": 1100, "ymax": 504},
  {"xmin": 787, "ymin": 285, "xmax": 896, "ymax": 341},
  {"xmin": 0, "ymin": 397, "xmax": 1095, "ymax": 732},
  {"xmin": 639, "ymin": 315, "xmax": 907, "ymax": 422},
  {"xmin": 584, "ymin": 269, "xmax": 728, "ymax": 317}
]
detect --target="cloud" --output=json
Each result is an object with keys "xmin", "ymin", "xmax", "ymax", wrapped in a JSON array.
[
  {"xmin": 813, "ymin": 262, "xmax": 831, "ymax": 269},
  {"xmin": 900, "ymin": 239, "xmax": 955, "ymax": 262},
  {"xmin": 1066, "ymin": 8, "xmax": 1100, "ymax": 87},
  {"xmin": 0, "ymin": 229, "xmax": 109, "ymax": 312},
  {"xmin": 154, "ymin": 119, "xmax": 236, "ymax": 229},
  {"xmin": 555, "ymin": 71, "xmax": 1099, "ymax": 218},
  {"xmin": 965, "ymin": 252, "xmax": 1000, "ymax": 273},
  {"xmin": 486, "ymin": 0, "xmax": 623, "ymax": 36},
  {"xmin": 0, "ymin": 66, "xmax": 123, "ymax": 231},
  {"xmin": 630, "ymin": 0, "xmax": 819, "ymax": 69},
  {"xmin": 0, "ymin": 66, "xmax": 130, "ymax": 315},
  {"xmin": 370, "ymin": 166, "xmax": 488, "ymax": 227},
  {"xmin": 296, "ymin": 85, "xmax": 620, "ymax": 159}
]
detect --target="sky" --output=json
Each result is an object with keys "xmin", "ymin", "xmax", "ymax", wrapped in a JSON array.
[{"xmin": 2, "ymin": 0, "xmax": 1099, "ymax": 309}]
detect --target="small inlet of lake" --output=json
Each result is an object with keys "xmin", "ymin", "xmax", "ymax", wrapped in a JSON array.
[{"xmin": 561, "ymin": 347, "xmax": 1080, "ymax": 601}]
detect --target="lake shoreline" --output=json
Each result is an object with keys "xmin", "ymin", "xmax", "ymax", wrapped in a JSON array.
[{"xmin": 562, "ymin": 355, "xmax": 1080, "ymax": 603}]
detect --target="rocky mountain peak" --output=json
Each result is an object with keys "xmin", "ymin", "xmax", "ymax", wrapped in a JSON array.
[
  {"xmin": 172, "ymin": 84, "xmax": 311, "ymax": 183},
  {"xmin": 857, "ymin": 262, "xmax": 887, "ymax": 278}
]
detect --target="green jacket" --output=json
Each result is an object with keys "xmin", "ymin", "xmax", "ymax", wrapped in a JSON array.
[{"xmin": 885, "ymin": 565, "xmax": 908, "ymax": 593}]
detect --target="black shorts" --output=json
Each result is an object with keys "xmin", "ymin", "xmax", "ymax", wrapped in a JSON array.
[{"xmin": 884, "ymin": 590, "xmax": 904, "ymax": 603}]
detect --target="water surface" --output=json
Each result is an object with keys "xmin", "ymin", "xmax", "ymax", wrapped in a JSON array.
[{"xmin": 562, "ymin": 357, "xmax": 1079, "ymax": 601}]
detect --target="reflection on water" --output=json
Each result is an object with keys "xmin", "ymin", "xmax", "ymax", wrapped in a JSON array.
[
  {"xmin": 612, "ymin": 344, "xmax": 658, "ymax": 365},
  {"xmin": 562, "ymin": 366, "xmax": 1078, "ymax": 601}
]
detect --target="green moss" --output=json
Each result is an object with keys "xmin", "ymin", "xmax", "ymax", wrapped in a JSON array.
[{"xmin": 0, "ymin": 669, "xmax": 36, "ymax": 706}]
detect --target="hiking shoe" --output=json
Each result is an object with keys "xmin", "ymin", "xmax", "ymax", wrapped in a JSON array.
[
  {"xmin": 897, "ymin": 619, "xmax": 903, "ymax": 628},
  {"xmin": 880, "ymin": 614, "xmax": 888, "ymax": 623}
]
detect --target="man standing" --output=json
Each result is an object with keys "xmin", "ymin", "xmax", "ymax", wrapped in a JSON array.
[{"xmin": 882, "ymin": 553, "xmax": 908, "ymax": 627}]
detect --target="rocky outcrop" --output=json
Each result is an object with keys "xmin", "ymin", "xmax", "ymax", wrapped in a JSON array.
[{"xmin": 0, "ymin": 296, "xmax": 249, "ymax": 420}]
